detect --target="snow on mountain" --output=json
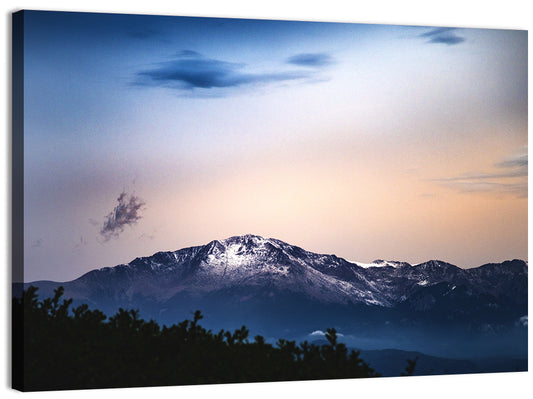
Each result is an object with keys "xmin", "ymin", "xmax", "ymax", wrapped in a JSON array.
[
  {"xmin": 161, "ymin": 234, "xmax": 388, "ymax": 306},
  {"xmin": 355, "ymin": 260, "xmax": 411, "ymax": 269},
  {"xmin": 25, "ymin": 234, "xmax": 527, "ymax": 323},
  {"xmin": 20, "ymin": 234, "xmax": 527, "ymax": 359}
]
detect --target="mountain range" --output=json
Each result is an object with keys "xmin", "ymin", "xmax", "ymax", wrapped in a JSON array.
[{"xmin": 23, "ymin": 234, "xmax": 527, "ymax": 358}]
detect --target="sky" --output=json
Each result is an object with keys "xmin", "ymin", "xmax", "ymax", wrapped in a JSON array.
[{"xmin": 21, "ymin": 10, "xmax": 528, "ymax": 282}]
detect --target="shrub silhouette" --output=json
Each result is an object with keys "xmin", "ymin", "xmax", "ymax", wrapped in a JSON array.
[
  {"xmin": 13, "ymin": 286, "xmax": 381, "ymax": 391},
  {"xmin": 401, "ymin": 357, "xmax": 419, "ymax": 376}
]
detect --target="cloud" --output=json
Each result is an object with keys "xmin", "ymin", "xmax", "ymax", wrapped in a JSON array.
[
  {"xmin": 88, "ymin": 218, "xmax": 100, "ymax": 226},
  {"xmin": 135, "ymin": 51, "xmax": 320, "ymax": 94},
  {"xmin": 31, "ymin": 238, "xmax": 43, "ymax": 249},
  {"xmin": 495, "ymin": 153, "xmax": 528, "ymax": 170},
  {"xmin": 139, "ymin": 232, "xmax": 155, "ymax": 241},
  {"xmin": 74, "ymin": 235, "xmax": 88, "ymax": 249},
  {"xmin": 436, "ymin": 180, "xmax": 527, "ymax": 198},
  {"xmin": 100, "ymin": 192, "xmax": 146, "ymax": 241},
  {"xmin": 431, "ymin": 149, "xmax": 527, "ymax": 198},
  {"xmin": 309, "ymin": 330, "xmax": 343, "ymax": 337},
  {"xmin": 286, "ymin": 53, "xmax": 334, "ymax": 68},
  {"xmin": 176, "ymin": 49, "xmax": 202, "ymax": 58},
  {"xmin": 420, "ymin": 27, "xmax": 465, "ymax": 45}
]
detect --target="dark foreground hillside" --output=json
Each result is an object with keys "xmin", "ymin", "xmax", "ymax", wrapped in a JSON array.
[
  {"xmin": 13, "ymin": 286, "xmax": 381, "ymax": 391},
  {"xmin": 358, "ymin": 349, "xmax": 527, "ymax": 377}
]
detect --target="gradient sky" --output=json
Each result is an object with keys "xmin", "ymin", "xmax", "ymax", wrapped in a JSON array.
[{"xmin": 21, "ymin": 10, "xmax": 527, "ymax": 282}]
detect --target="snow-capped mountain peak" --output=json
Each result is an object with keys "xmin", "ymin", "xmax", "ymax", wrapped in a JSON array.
[
  {"xmin": 27, "ymin": 234, "xmax": 527, "ymax": 329},
  {"xmin": 22, "ymin": 234, "xmax": 527, "ymax": 359},
  {"xmin": 355, "ymin": 259, "xmax": 411, "ymax": 269}
]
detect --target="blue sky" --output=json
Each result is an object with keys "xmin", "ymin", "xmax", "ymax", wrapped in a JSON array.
[{"xmin": 21, "ymin": 10, "xmax": 527, "ymax": 281}]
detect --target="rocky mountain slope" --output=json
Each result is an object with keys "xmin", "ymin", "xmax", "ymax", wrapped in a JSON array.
[{"xmin": 24, "ymin": 234, "xmax": 528, "ymax": 357}]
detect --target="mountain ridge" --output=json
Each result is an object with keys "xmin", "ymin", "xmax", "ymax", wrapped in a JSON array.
[
  {"xmin": 25, "ymin": 234, "xmax": 527, "ymax": 306},
  {"xmin": 21, "ymin": 234, "xmax": 527, "ymax": 357}
]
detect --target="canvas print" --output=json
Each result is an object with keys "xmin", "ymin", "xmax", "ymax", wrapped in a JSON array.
[{"xmin": 12, "ymin": 10, "xmax": 527, "ymax": 391}]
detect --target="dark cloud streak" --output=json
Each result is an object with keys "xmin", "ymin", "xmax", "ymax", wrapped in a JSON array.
[
  {"xmin": 495, "ymin": 153, "xmax": 528, "ymax": 170},
  {"xmin": 100, "ymin": 192, "xmax": 146, "ymax": 241},
  {"xmin": 420, "ymin": 27, "xmax": 465, "ymax": 45},
  {"xmin": 431, "ymin": 150, "xmax": 527, "ymax": 198},
  {"xmin": 136, "ymin": 50, "xmax": 332, "ymax": 94},
  {"xmin": 286, "ymin": 53, "xmax": 334, "ymax": 68},
  {"xmin": 437, "ymin": 181, "xmax": 527, "ymax": 198}
]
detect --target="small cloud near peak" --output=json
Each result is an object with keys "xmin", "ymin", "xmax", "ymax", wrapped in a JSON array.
[{"xmin": 100, "ymin": 192, "xmax": 146, "ymax": 241}]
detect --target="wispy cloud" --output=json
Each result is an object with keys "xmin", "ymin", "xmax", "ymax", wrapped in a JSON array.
[
  {"xmin": 74, "ymin": 235, "xmax": 88, "ymax": 249},
  {"xmin": 139, "ymin": 231, "xmax": 156, "ymax": 241},
  {"xmin": 436, "ymin": 180, "xmax": 527, "ymax": 198},
  {"xmin": 135, "ymin": 50, "xmax": 331, "ymax": 95},
  {"xmin": 31, "ymin": 238, "xmax": 43, "ymax": 249},
  {"xmin": 286, "ymin": 53, "xmax": 334, "ymax": 68},
  {"xmin": 431, "ymin": 149, "xmax": 527, "ymax": 198},
  {"xmin": 420, "ymin": 27, "xmax": 466, "ymax": 45},
  {"xmin": 309, "ymin": 330, "xmax": 344, "ymax": 337},
  {"xmin": 100, "ymin": 192, "xmax": 146, "ymax": 241},
  {"xmin": 495, "ymin": 153, "xmax": 528, "ymax": 170}
]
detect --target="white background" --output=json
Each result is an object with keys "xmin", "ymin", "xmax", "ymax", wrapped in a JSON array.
[{"xmin": 1, "ymin": 1, "xmax": 531, "ymax": 398}]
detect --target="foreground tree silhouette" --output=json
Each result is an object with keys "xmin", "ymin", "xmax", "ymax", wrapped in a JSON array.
[
  {"xmin": 13, "ymin": 286, "xmax": 381, "ymax": 391},
  {"xmin": 401, "ymin": 357, "xmax": 419, "ymax": 376}
]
